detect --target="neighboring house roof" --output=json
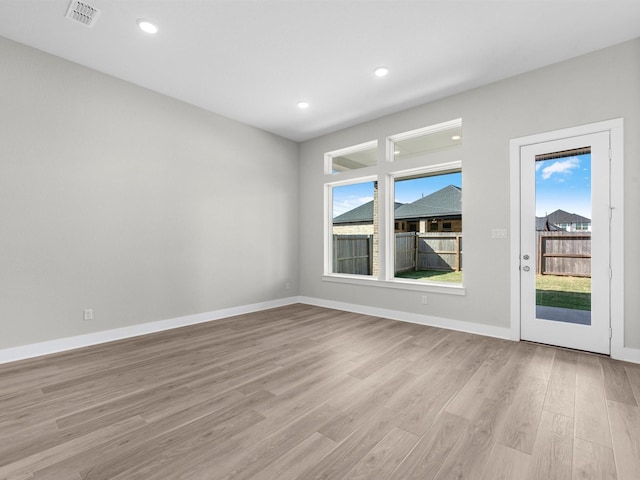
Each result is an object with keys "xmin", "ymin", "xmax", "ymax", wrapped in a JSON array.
[
  {"xmin": 536, "ymin": 217, "xmax": 561, "ymax": 231},
  {"xmin": 334, "ymin": 185, "xmax": 462, "ymax": 224},
  {"xmin": 394, "ymin": 185, "xmax": 461, "ymax": 220},
  {"xmin": 546, "ymin": 209, "xmax": 591, "ymax": 225},
  {"xmin": 333, "ymin": 201, "xmax": 403, "ymax": 224}
]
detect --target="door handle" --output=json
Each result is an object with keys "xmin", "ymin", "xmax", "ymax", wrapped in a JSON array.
[{"xmin": 523, "ymin": 266, "xmax": 530, "ymax": 272}]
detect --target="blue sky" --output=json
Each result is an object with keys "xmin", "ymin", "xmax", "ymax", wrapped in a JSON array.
[
  {"xmin": 535, "ymin": 154, "xmax": 591, "ymax": 218},
  {"xmin": 332, "ymin": 160, "xmax": 590, "ymax": 219},
  {"xmin": 332, "ymin": 172, "xmax": 462, "ymax": 217}
]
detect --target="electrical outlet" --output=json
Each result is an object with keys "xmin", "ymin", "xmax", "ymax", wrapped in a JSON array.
[
  {"xmin": 421, "ymin": 295, "xmax": 428, "ymax": 305},
  {"xmin": 83, "ymin": 308, "xmax": 93, "ymax": 321}
]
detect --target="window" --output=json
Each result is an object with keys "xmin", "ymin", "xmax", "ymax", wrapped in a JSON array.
[
  {"xmin": 389, "ymin": 119, "xmax": 462, "ymax": 162},
  {"xmin": 329, "ymin": 180, "xmax": 377, "ymax": 276},
  {"xmin": 392, "ymin": 166, "xmax": 462, "ymax": 284},
  {"xmin": 325, "ymin": 141, "xmax": 377, "ymax": 174},
  {"xmin": 323, "ymin": 119, "xmax": 464, "ymax": 293}
]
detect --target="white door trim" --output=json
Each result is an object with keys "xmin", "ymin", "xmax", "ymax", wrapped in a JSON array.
[{"xmin": 509, "ymin": 119, "xmax": 624, "ymax": 358}]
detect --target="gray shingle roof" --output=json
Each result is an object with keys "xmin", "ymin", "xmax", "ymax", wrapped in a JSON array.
[
  {"xmin": 333, "ymin": 201, "xmax": 403, "ymax": 224},
  {"xmin": 334, "ymin": 185, "xmax": 462, "ymax": 224},
  {"xmin": 536, "ymin": 217, "xmax": 561, "ymax": 231},
  {"xmin": 546, "ymin": 209, "xmax": 591, "ymax": 224},
  {"xmin": 394, "ymin": 185, "xmax": 461, "ymax": 220}
]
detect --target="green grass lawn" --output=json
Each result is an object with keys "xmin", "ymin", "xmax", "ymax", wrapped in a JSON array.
[
  {"xmin": 395, "ymin": 271, "xmax": 590, "ymax": 311},
  {"xmin": 395, "ymin": 269, "xmax": 463, "ymax": 283},
  {"xmin": 536, "ymin": 274, "xmax": 591, "ymax": 311}
]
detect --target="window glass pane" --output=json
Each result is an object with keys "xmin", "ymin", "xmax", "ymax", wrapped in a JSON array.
[
  {"xmin": 393, "ymin": 124, "xmax": 461, "ymax": 161},
  {"xmin": 332, "ymin": 181, "xmax": 377, "ymax": 276},
  {"xmin": 393, "ymin": 171, "xmax": 462, "ymax": 283},
  {"xmin": 328, "ymin": 144, "xmax": 377, "ymax": 174}
]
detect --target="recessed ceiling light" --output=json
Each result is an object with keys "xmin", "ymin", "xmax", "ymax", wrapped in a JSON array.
[
  {"xmin": 137, "ymin": 19, "xmax": 158, "ymax": 34},
  {"xmin": 297, "ymin": 101, "xmax": 310, "ymax": 109},
  {"xmin": 451, "ymin": 135, "xmax": 462, "ymax": 140},
  {"xmin": 374, "ymin": 66, "xmax": 389, "ymax": 77}
]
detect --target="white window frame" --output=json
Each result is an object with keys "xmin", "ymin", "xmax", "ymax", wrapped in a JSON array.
[
  {"xmin": 322, "ymin": 120, "xmax": 465, "ymax": 296},
  {"xmin": 325, "ymin": 140, "xmax": 378, "ymax": 175},
  {"xmin": 324, "ymin": 175, "xmax": 378, "ymax": 278},
  {"xmin": 387, "ymin": 118, "xmax": 462, "ymax": 162},
  {"xmin": 385, "ymin": 161, "xmax": 464, "ymax": 291}
]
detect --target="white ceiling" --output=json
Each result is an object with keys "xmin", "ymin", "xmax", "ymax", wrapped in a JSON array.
[{"xmin": 0, "ymin": 1, "xmax": 639, "ymax": 142}]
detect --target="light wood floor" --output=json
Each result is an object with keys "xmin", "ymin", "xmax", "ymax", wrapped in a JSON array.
[{"xmin": 1, "ymin": 304, "xmax": 639, "ymax": 480}]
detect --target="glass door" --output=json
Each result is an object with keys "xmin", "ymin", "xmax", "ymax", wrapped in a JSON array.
[{"xmin": 520, "ymin": 132, "xmax": 610, "ymax": 354}]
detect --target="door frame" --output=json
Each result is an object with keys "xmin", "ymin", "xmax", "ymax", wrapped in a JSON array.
[{"xmin": 509, "ymin": 119, "xmax": 624, "ymax": 358}]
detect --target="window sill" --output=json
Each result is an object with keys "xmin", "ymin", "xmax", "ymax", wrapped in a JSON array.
[{"xmin": 322, "ymin": 274, "xmax": 466, "ymax": 296}]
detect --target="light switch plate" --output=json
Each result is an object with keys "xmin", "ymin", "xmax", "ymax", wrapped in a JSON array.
[{"xmin": 492, "ymin": 228, "xmax": 507, "ymax": 239}]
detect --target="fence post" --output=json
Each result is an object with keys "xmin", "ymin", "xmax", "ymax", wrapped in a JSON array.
[
  {"xmin": 414, "ymin": 233, "xmax": 419, "ymax": 271},
  {"xmin": 538, "ymin": 233, "xmax": 543, "ymax": 275},
  {"xmin": 455, "ymin": 235, "xmax": 461, "ymax": 271},
  {"xmin": 368, "ymin": 235, "xmax": 373, "ymax": 275},
  {"xmin": 332, "ymin": 235, "xmax": 337, "ymax": 273}
]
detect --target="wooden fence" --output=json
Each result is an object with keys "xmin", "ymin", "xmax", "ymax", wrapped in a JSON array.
[
  {"xmin": 396, "ymin": 232, "xmax": 462, "ymax": 273},
  {"xmin": 333, "ymin": 234, "xmax": 373, "ymax": 275},
  {"xmin": 335, "ymin": 231, "xmax": 589, "ymax": 277},
  {"xmin": 537, "ymin": 232, "xmax": 591, "ymax": 277}
]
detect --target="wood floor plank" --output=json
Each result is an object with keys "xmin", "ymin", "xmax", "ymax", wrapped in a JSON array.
[
  {"xmin": 624, "ymin": 363, "xmax": 640, "ymax": 405},
  {"xmin": 432, "ymin": 398, "xmax": 508, "ymax": 480},
  {"xmin": 93, "ymin": 408, "xmax": 265, "ymax": 480},
  {"xmin": 387, "ymin": 411, "xmax": 468, "ymax": 480},
  {"xmin": 293, "ymin": 407, "xmax": 398, "ymax": 480},
  {"xmin": 479, "ymin": 443, "xmax": 531, "ymax": 480},
  {"xmin": 214, "ymin": 403, "xmax": 342, "ymax": 480},
  {"xmin": 601, "ymin": 358, "xmax": 638, "ymax": 406},
  {"xmin": 607, "ymin": 400, "xmax": 640, "ymax": 480},
  {"xmin": 445, "ymin": 343, "xmax": 515, "ymax": 420},
  {"xmin": 523, "ymin": 344, "xmax": 556, "ymax": 382},
  {"xmin": 543, "ymin": 349, "xmax": 577, "ymax": 418},
  {"xmin": 396, "ymin": 367, "xmax": 469, "ymax": 436},
  {"xmin": 488, "ymin": 341, "xmax": 536, "ymax": 405},
  {"xmin": 525, "ymin": 410, "xmax": 573, "ymax": 480},
  {"xmin": 572, "ymin": 437, "xmax": 616, "ymax": 480},
  {"xmin": 319, "ymin": 369, "xmax": 416, "ymax": 442},
  {"xmin": 342, "ymin": 426, "xmax": 419, "ymax": 480},
  {"xmin": 30, "ymin": 389, "xmax": 260, "ymax": 480},
  {"xmin": 0, "ymin": 415, "xmax": 147, "ymax": 480},
  {"xmin": 575, "ymin": 355, "xmax": 612, "ymax": 448},
  {"xmin": 0, "ymin": 304, "xmax": 636, "ymax": 480},
  {"xmin": 497, "ymin": 374, "xmax": 547, "ymax": 454},
  {"xmin": 250, "ymin": 432, "xmax": 336, "ymax": 480}
]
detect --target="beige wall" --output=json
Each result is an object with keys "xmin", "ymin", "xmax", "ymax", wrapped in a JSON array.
[
  {"xmin": 0, "ymin": 36, "xmax": 299, "ymax": 350},
  {"xmin": 299, "ymin": 39, "xmax": 640, "ymax": 349}
]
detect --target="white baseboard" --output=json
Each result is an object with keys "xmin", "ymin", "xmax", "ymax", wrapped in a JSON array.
[
  {"xmin": 0, "ymin": 296, "xmax": 299, "ymax": 365},
  {"xmin": 298, "ymin": 296, "xmax": 512, "ymax": 340},
  {"xmin": 4, "ymin": 296, "xmax": 636, "ymax": 366},
  {"xmin": 621, "ymin": 347, "xmax": 640, "ymax": 364}
]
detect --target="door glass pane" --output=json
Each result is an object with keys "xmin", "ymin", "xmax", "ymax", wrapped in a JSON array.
[{"xmin": 535, "ymin": 149, "xmax": 591, "ymax": 325}]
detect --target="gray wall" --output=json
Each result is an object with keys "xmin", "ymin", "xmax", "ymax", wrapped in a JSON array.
[
  {"xmin": 299, "ymin": 39, "xmax": 640, "ymax": 349},
  {"xmin": 0, "ymin": 36, "xmax": 299, "ymax": 349},
  {"xmin": 2, "ymin": 34, "xmax": 638, "ymax": 353}
]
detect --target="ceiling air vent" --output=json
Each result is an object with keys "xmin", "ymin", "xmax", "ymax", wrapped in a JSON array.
[{"xmin": 65, "ymin": 0, "xmax": 102, "ymax": 28}]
